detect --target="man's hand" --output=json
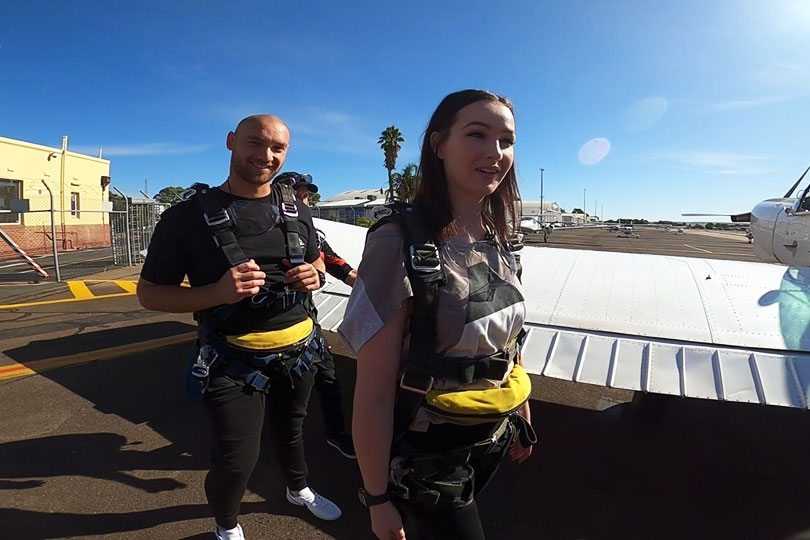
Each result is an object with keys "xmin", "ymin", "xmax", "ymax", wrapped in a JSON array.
[
  {"xmin": 344, "ymin": 269, "xmax": 358, "ymax": 287},
  {"xmin": 282, "ymin": 259, "xmax": 321, "ymax": 292},
  {"xmin": 214, "ymin": 259, "xmax": 266, "ymax": 304}
]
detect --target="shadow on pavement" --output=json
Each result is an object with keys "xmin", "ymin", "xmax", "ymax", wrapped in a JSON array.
[
  {"xmin": 4, "ymin": 326, "xmax": 810, "ymax": 539},
  {"xmin": 4, "ymin": 320, "xmax": 196, "ymax": 363}
]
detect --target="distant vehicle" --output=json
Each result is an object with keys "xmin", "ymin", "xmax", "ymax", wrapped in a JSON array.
[
  {"xmin": 677, "ymin": 227, "xmax": 685, "ymax": 235},
  {"xmin": 608, "ymin": 225, "xmax": 619, "ymax": 232},
  {"xmin": 617, "ymin": 228, "xmax": 640, "ymax": 238},
  {"xmin": 519, "ymin": 216, "xmax": 543, "ymax": 234}
]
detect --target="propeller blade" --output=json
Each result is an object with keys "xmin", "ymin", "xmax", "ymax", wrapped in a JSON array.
[
  {"xmin": 783, "ymin": 164, "xmax": 810, "ymax": 198},
  {"xmin": 730, "ymin": 212, "xmax": 751, "ymax": 223}
]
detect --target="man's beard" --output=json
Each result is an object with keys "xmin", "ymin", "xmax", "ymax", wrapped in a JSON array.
[{"xmin": 232, "ymin": 159, "xmax": 277, "ymax": 185}]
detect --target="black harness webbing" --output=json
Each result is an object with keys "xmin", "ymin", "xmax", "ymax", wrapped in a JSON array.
[
  {"xmin": 277, "ymin": 185, "xmax": 305, "ymax": 265},
  {"xmin": 190, "ymin": 183, "xmax": 249, "ymax": 267},
  {"xmin": 180, "ymin": 182, "xmax": 313, "ymax": 399},
  {"xmin": 369, "ymin": 203, "xmax": 445, "ymax": 439}
]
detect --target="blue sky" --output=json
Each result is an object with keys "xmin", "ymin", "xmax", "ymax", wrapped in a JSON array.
[{"xmin": 1, "ymin": 0, "xmax": 808, "ymax": 221}]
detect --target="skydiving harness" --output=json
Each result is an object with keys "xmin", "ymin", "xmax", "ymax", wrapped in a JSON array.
[
  {"xmin": 368, "ymin": 202, "xmax": 537, "ymax": 507},
  {"xmin": 181, "ymin": 182, "xmax": 322, "ymax": 400}
]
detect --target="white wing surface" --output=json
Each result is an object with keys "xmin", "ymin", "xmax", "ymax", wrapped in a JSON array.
[{"xmin": 312, "ymin": 218, "xmax": 810, "ymax": 409}]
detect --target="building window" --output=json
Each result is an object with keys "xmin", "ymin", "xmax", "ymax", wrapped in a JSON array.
[
  {"xmin": 0, "ymin": 179, "xmax": 22, "ymax": 224},
  {"xmin": 71, "ymin": 192, "xmax": 80, "ymax": 218}
]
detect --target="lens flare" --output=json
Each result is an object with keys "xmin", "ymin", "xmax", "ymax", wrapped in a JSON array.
[
  {"xmin": 622, "ymin": 97, "xmax": 669, "ymax": 132},
  {"xmin": 578, "ymin": 138, "xmax": 611, "ymax": 165}
]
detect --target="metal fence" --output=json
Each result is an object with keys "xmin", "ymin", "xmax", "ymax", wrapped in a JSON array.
[{"xmin": 0, "ymin": 192, "xmax": 166, "ymax": 282}]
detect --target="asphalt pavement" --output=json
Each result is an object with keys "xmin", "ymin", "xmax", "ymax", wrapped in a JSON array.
[{"xmin": 2, "ymin": 232, "xmax": 810, "ymax": 540}]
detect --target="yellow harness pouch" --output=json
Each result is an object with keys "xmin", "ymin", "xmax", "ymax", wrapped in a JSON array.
[{"xmin": 424, "ymin": 364, "xmax": 531, "ymax": 423}]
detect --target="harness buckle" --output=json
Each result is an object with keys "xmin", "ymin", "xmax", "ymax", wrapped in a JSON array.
[
  {"xmin": 409, "ymin": 243, "xmax": 441, "ymax": 273},
  {"xmin": 244, "ymin": 371, "xmax": 271, "ymax": 391},
  {"xmin": 190, "ymin": 363, "xmax": 210, "ymax": 378},
  {"xmin": 204, "ymin": 209, "xmax": 230, "ymax": 226},
  {"xmin": 399, "ymin": 369, "xmax": 434, "ymax": 395},
  {"xmin": 281, "ymin": 201, "xmax": 299, "ymax": 218}
]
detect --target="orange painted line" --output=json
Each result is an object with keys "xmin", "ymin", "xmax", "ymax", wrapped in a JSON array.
[{"xmin": 0, "ymin": 331, "xmax": 197, "ymax": 381}]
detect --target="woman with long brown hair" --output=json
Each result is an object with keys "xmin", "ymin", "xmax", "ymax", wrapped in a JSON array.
[{"xmin": 340, "ymin": 89, "xmax": 535, "ymax": 539}]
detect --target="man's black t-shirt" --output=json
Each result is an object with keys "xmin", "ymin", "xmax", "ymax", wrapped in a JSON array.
[{"xmin": 140, "ymin": 186, "xmax": 320, "ymax": 334}]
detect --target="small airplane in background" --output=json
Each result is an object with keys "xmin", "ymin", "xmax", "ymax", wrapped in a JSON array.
[{"xmin": 684, "ymin": 164, "xmax": 810, "ymax": 266}]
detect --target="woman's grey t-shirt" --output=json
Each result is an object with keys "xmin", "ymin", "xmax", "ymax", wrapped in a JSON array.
[{"xmin": 338, "ymin": 223, "xmax": 526, "ymax": 427}]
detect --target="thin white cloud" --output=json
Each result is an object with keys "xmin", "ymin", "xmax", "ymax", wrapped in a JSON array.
[
  {"xmin": 73, "ymin": 142, "xmax": 212, "ymax": 157},
  {"xmin": 653, "ymin": 151, "xmax": 778, "ymax": 175},
  {"xmin": 711, "ymin": 96, "xmax": 790, "ymax": 110}
]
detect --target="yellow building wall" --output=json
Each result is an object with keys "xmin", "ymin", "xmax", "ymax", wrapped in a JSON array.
[
  {"xmin": 0, "ymin": 135, "xmax": 110, "ymax": 222},
  {"xmin": 0, "ymin": 135, "xmax": 112, "ymax": 256}
]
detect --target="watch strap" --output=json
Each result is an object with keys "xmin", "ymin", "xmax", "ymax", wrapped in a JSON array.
[{"xmin": 357, "ymin": 487, "xmax": 390, "ymax": 507}]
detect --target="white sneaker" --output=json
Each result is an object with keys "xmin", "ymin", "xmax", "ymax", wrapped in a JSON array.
[
  {"xmin": 214, "ymin": 523, "xmax": 245, "ymax": 540},
  {"xmin": 286, "ymin": 486, "xmax": 342, "ymax": 521}
]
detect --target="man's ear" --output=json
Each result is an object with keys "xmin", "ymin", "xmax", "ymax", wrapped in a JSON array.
[
  {"xmin": 226, "ymin": 132, "xmax": 235, "ymax": 151},
  {"xmin": 429, "ymin": 132, "xmax": 443, "ymax": 160}
]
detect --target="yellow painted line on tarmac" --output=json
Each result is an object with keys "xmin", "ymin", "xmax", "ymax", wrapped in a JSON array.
[
  {"xmin": 684, "ymin": 244, "xmax": 713, "ymax": 254},
  {"xmin": 0, "ymin": 292, "xmax": 134, "ymax": 310},
  {"xmin": 0, "ymin": 331, "xmax": 197, "ymax": 381},
  {"xmin": 0, "ymin": 279, "xmax": 140, "ymax": 310},
  {"xmin": 114, "ymin": 280, "xmax": 137, "ymax": 293},
  {"xmin": 67, "ymin": 280, "xmax": 95, "ymax": 300}
]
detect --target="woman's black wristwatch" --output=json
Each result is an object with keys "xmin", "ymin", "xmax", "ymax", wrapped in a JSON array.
[
  {"xmin": 316, "ymin": 269, "xmax": 327, "ymax": 289},
  {"xmin": 357, "ymin": 487, "xmax": 390, "ymax": 507}
]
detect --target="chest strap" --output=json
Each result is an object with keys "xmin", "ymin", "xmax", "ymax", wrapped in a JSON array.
[
  {"xmin": 431, "ymin": 341, "xmax": 518, "ymax": 387},
  {"xmin": 185, "ymin": 182, "xmax": 305, "ymax": 268}
]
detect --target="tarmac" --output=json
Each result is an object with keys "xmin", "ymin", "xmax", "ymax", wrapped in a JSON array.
[{"xmin": 2, "ymin": 230, "xmax": 810, "ymax": 540}]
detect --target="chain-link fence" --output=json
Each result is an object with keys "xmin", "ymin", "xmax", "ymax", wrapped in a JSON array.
[{"xmin": 0, "ymin": 195, "xmax": 166, "ymax": 282}]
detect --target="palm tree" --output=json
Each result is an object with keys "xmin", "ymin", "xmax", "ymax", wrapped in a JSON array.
[
  {"xmin": 378, "ymin": 125, "xmax": 404, "ymax": 202},
  {"xmin": 392, "ymin": 163, "xmax": 419, "ymax": 203}
]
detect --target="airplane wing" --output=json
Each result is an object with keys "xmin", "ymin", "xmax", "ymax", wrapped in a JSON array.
[
  {"xmin": 681, "ymin": 212, "xmax": 751, "ymax": 223},
  {"xmin": 312, "ymin": 218, "xmax": 810, "ymax": 410}
]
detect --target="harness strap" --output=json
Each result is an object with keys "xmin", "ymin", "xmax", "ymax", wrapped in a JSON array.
[
  {"xmin": 209, "ymin": 329, "xmax": 322, "ymax": 392},
  {"xmin": 370, "ymin": 203, "xmax": 445, "ymax": 439},
  {"xmin": 277, "ymin": 184, "xmax": 305, "ymax": 265},
  {"xmin": 431, "ymin": 341, "xmax": 518, "ymax": 385},
  {"xmin": 190, "ymin": 183, "xmax": 249, "ymax": 267},
  {"xmin": 389, "ymin": 418, "xmax": 514, "ymax": 507}
]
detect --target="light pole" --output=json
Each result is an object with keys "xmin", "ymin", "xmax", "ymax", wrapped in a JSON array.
[
  {"xmin": 583, "ymin": 189, "xmax": 587, "ymax": 219},
  {"xmin": 539, "ymin": 168, "xmax": 544, "ymax": 225}
]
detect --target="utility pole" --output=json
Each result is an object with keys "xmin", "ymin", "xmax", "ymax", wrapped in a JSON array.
[
  {"xmin": 539, "ymin": 168, "xmax": 545, "ymax": 225},
  {"xmin": 594, "ymin": 200, "xmax": 597, "ymax": 220},
  {"xmin": 583, "ymin": 189, "xmax": 587, "ymax": 214}
]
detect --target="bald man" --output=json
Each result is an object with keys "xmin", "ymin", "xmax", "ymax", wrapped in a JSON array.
[{"xmin": 138, "ymin": 115, "xmax": 341, "ymax": 540}]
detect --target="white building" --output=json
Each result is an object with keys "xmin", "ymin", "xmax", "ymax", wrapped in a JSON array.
[
  {"xmin": 520, "ymin": 200, "xmax": 562, "ymax": 223},
  {"xmin": 314, "ymin": 189, "xmax": 387, "ymax": 224}
]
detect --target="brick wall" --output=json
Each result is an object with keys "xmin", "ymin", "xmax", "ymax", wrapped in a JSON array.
[{"xmin": 0, "ymin": 224, "xmax": 110, "ymax": 259}]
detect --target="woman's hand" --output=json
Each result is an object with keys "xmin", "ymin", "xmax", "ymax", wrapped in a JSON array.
[
  {"xmin": 509, "ymin": 440, "xmax": 532, "ymax": 464},
  {"xmin": 509, "ymin": 401, "xmax": 534, "ymax": 464},
  {"xmin": 370, "ymin": 501, "xmax": 406, "ymax": 540}
]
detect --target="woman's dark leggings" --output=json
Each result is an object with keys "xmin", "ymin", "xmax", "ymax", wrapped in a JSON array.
[
  {"xmin": 202, "ymin": 368, "xmax": 315, "ymax": 530},
  {"xmin": 313, "ymin": 345, "xmax": 347, "ymax": 438},
  {"xmin": 395, "ymin": 422, "xmax": 512, "ymax": 540}
]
